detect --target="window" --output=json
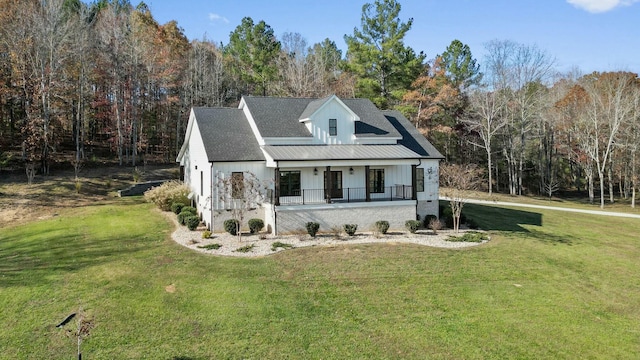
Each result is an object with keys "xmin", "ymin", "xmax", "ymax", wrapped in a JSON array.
[
  {"xmin": 280, "ymin": 171, "xmax": 301, "ymax": 196},
  {"xmin": 231, "ymin": 172, "xmax": 244, "ymax": 199},
  {"xmin": 200, "ymin": 171, "xmax": 203, "ymax": 196},
  {"xmin": 369, "ymin": 169, "xmax": 384, "ymax": 193},
  {"xmin": 416, "ymin": 168, "xmax": 424, "ymax": 192},
  {"xmin": 329, "ymin": 118, "xmax": 337, "ymax": 136}
]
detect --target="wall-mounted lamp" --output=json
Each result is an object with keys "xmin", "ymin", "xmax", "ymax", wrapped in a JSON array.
[
  {"xmin": 313, "ymin": 167, "xmax": 318, "ymax": 175},
  {"xmin": 349, "ymin": 167, "xmax": 354, "ymax": 175},
  {"xmin": 427, "ymin": 167, "xmax": 433, "ymax": 174}
]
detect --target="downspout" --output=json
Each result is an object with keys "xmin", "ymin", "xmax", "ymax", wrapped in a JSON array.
[
  {"xmin": 273, "ymin": 162, "xmax": 278, "ymax": 235},
  {"xmin": 210, "ymin": 163, "xmax": 214, "ymax": 231},
  {"xmin": 415, "ymin": 159, "xmax": 422, "ymax": 218}
]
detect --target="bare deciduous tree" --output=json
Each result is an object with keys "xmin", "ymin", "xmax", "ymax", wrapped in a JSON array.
[
  {"xmin": 463, "ymin": 89, "xmax": 505, "ymax": 194},
  {"xmin": 214, "ymin": 171, "xmax": 269, "ymax": 241},
  {"xmin": 439, "ymin": 163, "xmax": 483, "ymax": 232}
]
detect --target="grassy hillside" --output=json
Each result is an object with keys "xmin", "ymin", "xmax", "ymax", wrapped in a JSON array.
[{"xmin": 1, "ymin": 198, "xmax": 639, "ymax": 359}]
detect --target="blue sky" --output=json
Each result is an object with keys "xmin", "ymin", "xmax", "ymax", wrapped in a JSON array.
[{"xmin": 146, "ymin": 0, "xmax": 640, "ymax": 75}]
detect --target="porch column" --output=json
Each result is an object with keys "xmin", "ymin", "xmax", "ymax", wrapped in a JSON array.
[
  {"xmin": 411, "ymin": 164, "xmax": 417, "ymax": 200},
  {"xmin": 325, "ymin": 166, "xmax": 331, "ymax": 203},
  {"xmin": 274, "ymin": 167, "xmax": 280, "ymax": 206},
  {"xmin": 365, "ymin": 165, "xmax": 371, "ymax": 202}
]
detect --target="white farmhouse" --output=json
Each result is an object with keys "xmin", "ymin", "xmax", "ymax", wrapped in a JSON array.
[{"xmin": 176, "ymin": 95, "xmax": 443, "ymax": 234}]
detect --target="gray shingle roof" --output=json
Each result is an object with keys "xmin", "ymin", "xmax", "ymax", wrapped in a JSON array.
[
  {"xmin": 262, "ymin": 145, "xmax": 422, "ymax": 161},
  {"xmin": 243, "ymin": 96, "xmax": 401, "ymax": 138},
  {"xmin": 193, "ymin": 107, "xmax": 265, "ymax": 162},
  {"xmin": 382, "ymin": 110, "xmax": 445, "ymax": 159},
  {"xmin": 342, "ymin": 99, "xmax": 401, "ymax": 138},
  {"xmin": 242, "ymin": 97, "xmax": 313, "ymax": 137},
  {"xmin": 189, "ymin": 97, "xmax": 443, "ymax": 163},
  {"xmin": 299, "ymin": 95, "xmax": 332, "ymax": 119}
]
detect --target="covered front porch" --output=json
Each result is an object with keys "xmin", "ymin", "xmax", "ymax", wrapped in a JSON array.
[{"xmin": 267, "ymin": 163, "xmax": 419, "ymax": 206}]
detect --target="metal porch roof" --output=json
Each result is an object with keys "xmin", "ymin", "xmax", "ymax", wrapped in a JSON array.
[{"xmin": 261, "ymin": 145, "xmax": 423, "ymax": 161}]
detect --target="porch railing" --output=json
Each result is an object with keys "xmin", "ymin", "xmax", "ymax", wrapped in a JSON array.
[{"xmin": 267, "ymin": 185, "xmax": 413, "ymax": 205}]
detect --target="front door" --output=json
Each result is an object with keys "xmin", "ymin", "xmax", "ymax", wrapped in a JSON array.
[{"xmin": 324, "ymin": 171, "xmax": 343, "ymax": 199}]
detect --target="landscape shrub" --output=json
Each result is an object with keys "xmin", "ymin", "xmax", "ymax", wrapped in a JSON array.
[
  {"xmin": 177, "ymin": 208, "xmax": 196, "ymax": 225},
  {"xmin": 224, "ymin": 219, "xmax": 240, "ymax": 235},
  {"xmin": 171, "ymin": 202, "xmax": 185, "ymax": 215},
  {"xmin": 144, "ymin": 180, "xmax": 190, "ymax": 211},
  {"xmin": 440, "ymin": 206, "xmax": 454, "ymax": 228},
  {"xmin": 271, "ymin": 241, "xmax": 294, "ymax": 251},
  {"xmin": 198, "ymin": 243, "xmax": 222, "ymax": 250},
  {"xmin": 330, "ymin": 226, "xmax": 343, "ymax": 239},
  {"xmin": 181, "ymin": 206, "xmax": 196, "ymax": 215},
  {"xmin": 405, "ymin": 220, "xmax": 421, "ymax": 233},
  {"xmin": 428, "ymin": 217, "xmax": 443, "ymax": 234},
  {"xmin": 248, "ymin": 218, "xmax": 264, "ymax": 234},
  {"xmin": 306, "ymin": 222, "xmax": 320, "ymax": 237},
  {"xmin": 423, "ymin": 214, "xmax": 437, "ymax": 228},
  {"xmin": 375, "ymin": 220, "xmax": 389, "ymax": 234},
  {"xmin": 202, "ymin": 230, "xmax": 212, "ymax": 239},
  {"xmin": 343, "ymin": 224, "xmax": 358, "ymax": 236},
  {"xmin": 185, "ymin": 215, "xmax": 200, "ymax": 231},
  {"xmin": 447, "ymin": 231, "xmax": 488, "ymax": 243},
  {"xmin": 234, "ymin": 244, "xmax": 255, "ymax": 253}
]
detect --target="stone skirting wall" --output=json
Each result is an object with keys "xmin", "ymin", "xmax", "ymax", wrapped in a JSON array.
[
  {"xmin": 417, "ymin": 200, "xmax": 439, "ymax": 221},
  {"xmin": 275, "ymin": 202, "xmax": 416, "ymax": 235},
  {"xmin": 212, "ymin": 208, "xmax": 265, "ymax": 233}
]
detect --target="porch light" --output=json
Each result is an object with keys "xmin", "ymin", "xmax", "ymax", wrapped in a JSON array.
[
  {"xmin": 349, "ymin": 167, "xmax": 354, "ymax": 175},
  {"xmin": 313, "ymin": 167, "xmax": 318, "ymax": 175}
]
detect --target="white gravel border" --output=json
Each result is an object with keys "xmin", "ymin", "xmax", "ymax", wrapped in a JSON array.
[{"xmin": 162, "ymin": 212, "xmax": 488, "ymax": 258}]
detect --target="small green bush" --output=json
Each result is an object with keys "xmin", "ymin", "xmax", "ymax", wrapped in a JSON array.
[
  {"xmin": 171, "ymin": 202, "xmax": 185, "ymax": 215},
  {"xmin": 405, "ymin": 220, "xmax": 421, "ymax": 233},
  {"xmin": 423, "ymin": 214, "xmax": 437, "ymax": 228},
  {"xmin": 181, "ymin": 206, "xmax": 196, "ymax": 215},
  {"xmin": 234, "ymin": 244, "xmax": 255, "ymax": 253},
  {"xmin": 271, "ymin": 241, "xmax": 294, "ymax": 251},
  {"xmin": 375, "ymin": 220, "xmax": 389, "ymax": 234},
  {"xmin": 202, "ymin": 230, "xmax": 212, "ymax": 239},
  {"xmin": 185, "ymin": 215, "xmax": 200, "ymax": 231},
  {"xmin": 248, "ymin": 218, "xmax": 264, "ymax": 234},
  {"xmin": 306, "ymin": 222, "xmax": 320, "ymax": 237},
  {"xmin": 198, "ymin": 243, "xmax": 222, "ymax": 250},
  {"xmin": 447, "ymin": 231, "xmax": 488, "ymax": 243},
  {"xmin": 224, "ymin": 219, "xmax": 239, "ymax": 235},
  {"xmin": 343, "ymin": 224, "xmax": 358, "ymax": 236},
  {"xmin": 440, "ymin": 206, "xmax": 454, "ymax": 228},
  {"xmin": 177, "ymin": 208, "xmax": 197, "ymax": 225}
]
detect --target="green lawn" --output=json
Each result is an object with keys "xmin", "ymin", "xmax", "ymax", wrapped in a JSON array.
[{"xmin": 1, "ymin": 198, "xmax": 639, "ymax": 359}]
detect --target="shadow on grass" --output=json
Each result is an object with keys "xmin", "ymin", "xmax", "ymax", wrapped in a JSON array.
[
  {"xmin": 462, "ymin": 203, "xmax": 574, "ymax": 245},
  {"xmin": 463, "ymin": 203, "xmax": 542, "ymax": 232}
]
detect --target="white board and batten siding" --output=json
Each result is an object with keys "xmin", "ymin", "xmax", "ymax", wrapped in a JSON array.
[{"xmin": 180, "ymin": 118, "xmax": 213, "ymax": 224}]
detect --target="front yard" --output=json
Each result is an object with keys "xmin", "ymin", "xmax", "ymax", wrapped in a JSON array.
[{"xmin": 1, "ymin": 180, "xmax": 639, "ymax": 358}]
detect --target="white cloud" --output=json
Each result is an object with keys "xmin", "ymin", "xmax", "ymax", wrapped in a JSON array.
[
  {"xmin": 567, "ymin": 0, "xmax": 640, "ymax": 13},
  {"xmin": 208, "ymin": 13, "xmax": 229, "ymax": 24}
]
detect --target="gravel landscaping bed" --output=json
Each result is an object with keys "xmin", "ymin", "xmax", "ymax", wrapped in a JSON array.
[{"xmin": 163, "ymin": 212, "xmax": 488, "ymax": 257}]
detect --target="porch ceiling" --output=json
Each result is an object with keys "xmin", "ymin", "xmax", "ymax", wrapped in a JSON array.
[{"xmin": 262, "ymin": 144, "xmax": 422, "ymax": 161}]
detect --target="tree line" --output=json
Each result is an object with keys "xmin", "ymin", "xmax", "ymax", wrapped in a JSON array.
[{"xmin": 1, "ymin": 0, "xmax": 638, "ymax": 207}]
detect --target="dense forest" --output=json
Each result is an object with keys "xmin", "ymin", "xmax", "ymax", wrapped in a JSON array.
[{"xmin": 0, "ymin": 0, "xmax": 638, "ymax": 207}]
